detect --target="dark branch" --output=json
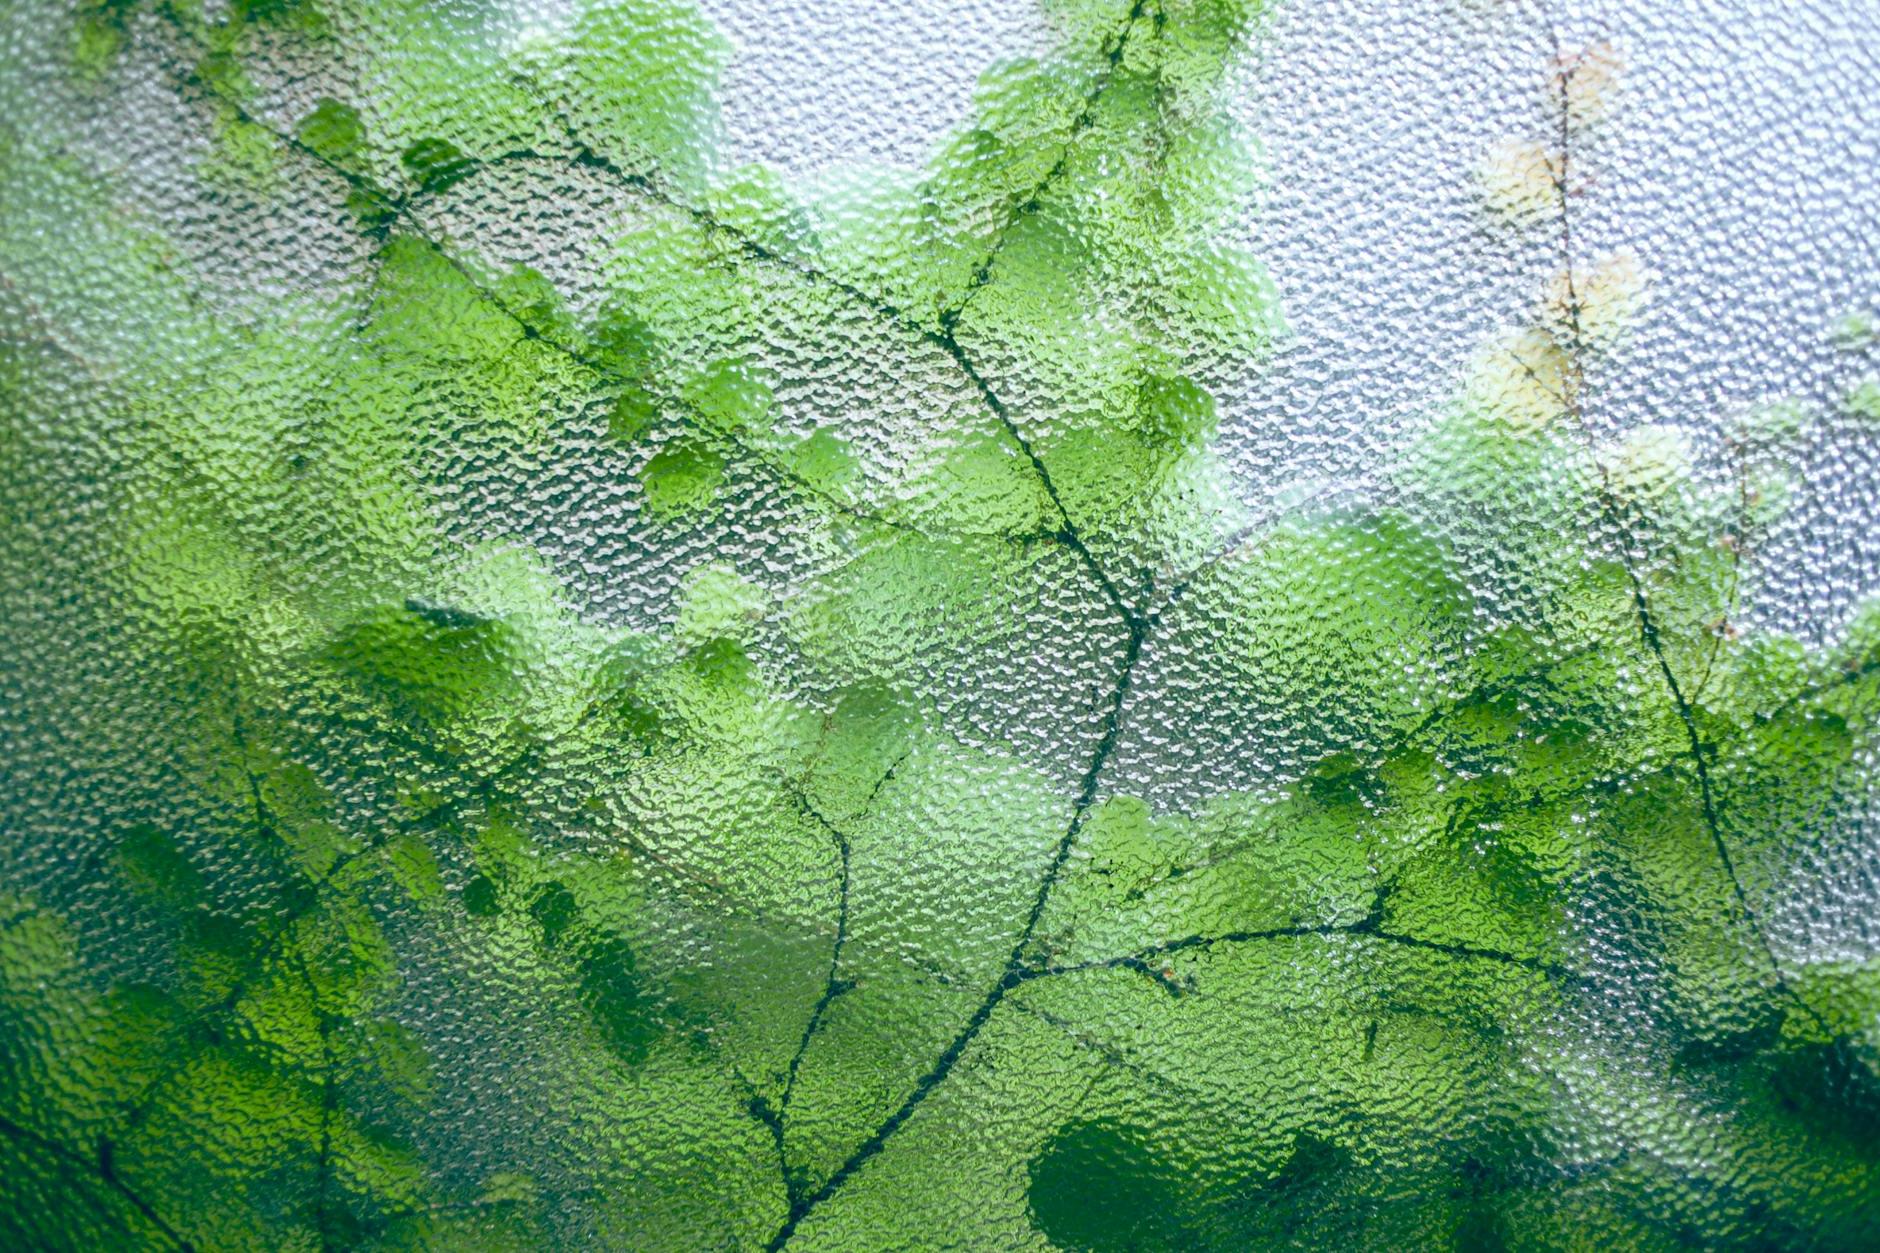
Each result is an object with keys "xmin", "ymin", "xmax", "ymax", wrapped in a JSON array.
[
  {"xmin": 1539, "ymin": 25, "xmax": 1825, "ymax": 1032},
  {"xmin": 543, "ymin": 41, "xmax": 1148, "ymax": 630},
  {"xmin": 765, "ymin": 614, "xmax": 1149, "ymax": 1249},
  {"xmin": 0, "ymin": 1114, "xmax": 194, "ymax": 1250},
  {"xmin": 759, "ymin": 5, "xmax": 1162, "ymax": 1241},
  {"xmin": 1019, "ymin": 911, "xmax": 1577, "ymax": 988},
  {"xmin": 937, "ymin": 0, "xmax": 1154, "ymax": 335},
  {"xmin": 772, "ymin": 774, "xmax": 890, "ymax": 1203},
  {"xmin": 153, "ymin": 21, "xmax": 969, "ymax": 552},
  {"xmin": 116, "ymin": 742, "xmax": 548, "ymax": 1136}
]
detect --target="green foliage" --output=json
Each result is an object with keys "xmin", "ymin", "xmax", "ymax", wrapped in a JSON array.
[
  {"xmin": 1027, "ymin": 1118, "xmax": 1202, "ymax": 1251},
  {"xmin": 3, "ymin": 0, "xmax": 1877, "ymax": 1248}
]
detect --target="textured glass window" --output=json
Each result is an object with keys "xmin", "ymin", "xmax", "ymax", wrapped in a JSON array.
[{"xmin": 3, "ymin": 0, "xmax": 1879, "ymax": 1248}]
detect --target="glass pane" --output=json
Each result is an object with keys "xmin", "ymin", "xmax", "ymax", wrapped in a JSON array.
[{"xmin": 3, "ymin": 0, "xmax": 1877, "ymax": 1247}]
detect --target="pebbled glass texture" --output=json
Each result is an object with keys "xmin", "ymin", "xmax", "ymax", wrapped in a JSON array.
[{"xmin": 2, "ymin": 0, "xmax": 1879, "ymax": 1248}]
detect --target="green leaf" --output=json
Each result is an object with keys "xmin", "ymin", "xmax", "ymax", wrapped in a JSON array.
[
  {"xmin": 298, "ymin": 98, "xmax": 366, "ymax": 165},
  {"xmin": 399, "ymin": 136, "xmax": 475, "ymax": 194},
  {"xmin": 115, "ymin": 824, "xmax": 206, "ymax": 910},
  {"xmin": 640, "ymin": 440, "xmax": 724, "ymax": 517},
  {"xmin": 578, "ymin": 937, "xmax": 663, "ymax": 1063},
  {"xmin": 325, "ymin": 598, "xmax": 517, "ymax": 730},
  {"xmin": 1027, "ymin": 1118, "xmax": 1198, "ymax": 1251}
]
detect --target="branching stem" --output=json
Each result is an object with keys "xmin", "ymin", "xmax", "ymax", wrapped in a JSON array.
[
  {"xmin": 1539, "ymin": 24, "xmax": 1823, "ymax": 1030},
  {"xmin": 0, "ymin": 1115, "xmax": 193, "ymax": 1250}
]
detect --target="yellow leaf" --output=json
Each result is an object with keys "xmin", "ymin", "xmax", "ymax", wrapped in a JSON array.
[
  {"xmin": 1476, "ymin": 139, "xmax": 1562, "ymax": 224},
  {"xmin": 1555, "ymin": 40, "xmax": 1624, "ymax": 130},
  {"xmin": 1542, "ymin": 249, "xmax": 1646, "ymax": 351}
]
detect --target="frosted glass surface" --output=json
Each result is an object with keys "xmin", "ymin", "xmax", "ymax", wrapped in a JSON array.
[{"xmin": 3, "ymin": 0, "xmax": 1879, "ymax": 1248}]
